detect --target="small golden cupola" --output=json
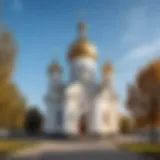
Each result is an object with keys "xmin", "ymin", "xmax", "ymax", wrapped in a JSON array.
[
  {"xmin": 48, "ymin": 61, "xmax": 62, "ymax": 74},
  {"xmin": 102, "ymin": 61, "xmax": 114, "ymax": 75},
  {"xmin": 68, "ymin": 22, "xmax": 98, "ymax": 61}
]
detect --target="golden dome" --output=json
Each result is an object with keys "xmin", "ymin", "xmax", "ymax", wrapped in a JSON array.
[
  {"xmin": 68, "ymin": 22, "xmax": 97, "ymax": 60},
  {"xmin": 48, "ymin": 62, "xmax": 62, "ymax": 73},
  {"xmin": 102, "ymin": 61, "xmax": 114, "ymax": 74}
]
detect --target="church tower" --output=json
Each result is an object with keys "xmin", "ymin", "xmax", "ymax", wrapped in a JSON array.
[
  {"xmin": 67, "ymin": 22, "xmax": 98, "ymax": 84},
  {"xmin": 102, "ymin": 61, "xmax": 114, "ymax": 89},
  {"xmin": 44, "ymin": 60, "xmax": 64, "ymax": 134},
  {"xmin": 48, "ymin": 60, "xmax": 63, "ymax": 87}
]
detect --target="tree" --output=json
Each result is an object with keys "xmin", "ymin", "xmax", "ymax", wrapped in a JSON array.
[
  {"xmin": 120, "ymin": 116, "xmax": 133, "ymax": 134},
  {"xmin": 24, "ymin": 107, "xmax": 43, "ymax": 135},
  {"xmin": 137, "ymin": 59, "xmax": 160, "ymax": 142},
  {"xmin": 0, "ymin": 81, "xmax": 26, "ymax": 130},
  {"xmin": 127, "ymin": 58, "xmax": 160, "ymax": 142},
  {"xmin": 0, "ymin": 29, "xmax": 17, "ymax": 83},
  {"xmin": 126, "ymin": 84, "xmax": 149, "ymax": 130},
  {"xmin": 0, "ymin": 27, "xmax": 26, "ymax": 130}
]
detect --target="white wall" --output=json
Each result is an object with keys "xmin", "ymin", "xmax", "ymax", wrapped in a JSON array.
[
  {"xmin": 89, "ymin": 95, "xmax": 119, "ymax": 136},
  {"xmin": 63, "ymin": 100, "xmax": 79, "ymax": 135},
  {"xmin": 44, "ymin": 105, "xmax": 57, "ymax": 134},
  {"xmin": 70, "ymin": 57, "xmax": 97, "ymax": 83},
  {"xmin": 62, "ymin": 83, "xmax": 83, "ymax": 135}
]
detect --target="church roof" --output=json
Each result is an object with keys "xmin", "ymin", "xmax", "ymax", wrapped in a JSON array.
[
  {"xmin": 102, "ymin": 61, "xmax": 114, "ymax": 74},
  {"xmin": 68, "ymin": 22, "xmax": 98, "ymax": 61},
  {"xmin": 48, "ymin": 61, "xmax": 62, "ymax": 73}
]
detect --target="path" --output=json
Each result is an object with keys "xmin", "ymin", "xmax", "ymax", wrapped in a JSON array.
[{"xmin": 10, "ymin": 139, "xmax": 152, "ymax": 160}]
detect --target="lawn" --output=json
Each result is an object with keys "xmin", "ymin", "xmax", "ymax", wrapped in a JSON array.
[
  {"xmin": 0, "ymin": 139, "xmax": 38, "ymax": 156},
  {"xmin": 121, "ymin": 143, "xmax": 160, "ymax": 153}
]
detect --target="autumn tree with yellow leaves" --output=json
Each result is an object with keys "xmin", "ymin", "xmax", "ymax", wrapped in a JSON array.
[
  {"xmin": 127, "ymin": 58, "xmax": 160, "ymax": 142},
  {"xmin": 0, "ymin": 27, "xmax": 26, "ymax": 130}
]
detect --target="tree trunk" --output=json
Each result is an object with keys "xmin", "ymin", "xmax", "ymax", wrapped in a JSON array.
[{"xmin": 149, "ymin": 98, "xmax": 159, "ymax": 143}]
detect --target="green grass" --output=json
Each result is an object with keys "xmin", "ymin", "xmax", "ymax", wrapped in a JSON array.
[
  {"xmin": 0, "ymin": 139, "xmax": 38, "ymax": 155},
  {"xmin": 121, "ymin": 143, "xmax": 160, "ymax": 153}
]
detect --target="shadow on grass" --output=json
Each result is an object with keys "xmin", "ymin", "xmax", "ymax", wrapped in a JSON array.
[{"xmin": 0, "ymin": 151, "xmax": 9, "ymax": 160}]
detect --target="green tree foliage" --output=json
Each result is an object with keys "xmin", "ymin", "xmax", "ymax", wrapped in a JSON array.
[
  {"xmin": 24, "ymin": 107, "xmax": 43, "ymax": 135},
  {"xmin": 0, "ymin": 27, "xmax": 26, "ymax": 129}
]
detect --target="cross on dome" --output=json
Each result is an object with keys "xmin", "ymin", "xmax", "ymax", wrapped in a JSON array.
[{"xmin": 78, "ymin": 22, "xmax": 87, "ymax": 39}]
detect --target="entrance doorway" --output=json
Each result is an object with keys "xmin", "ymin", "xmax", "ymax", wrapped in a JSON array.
[{"xmin": 78, "ymin": 114, "xmax": 87, "ymax": 135}]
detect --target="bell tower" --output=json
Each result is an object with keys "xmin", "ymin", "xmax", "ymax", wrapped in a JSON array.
[
  {"xmin": 44, "ymin": 53, "xmax": 64, "ymax": 135},
  {"xmin": 102, "ymin": 61, "xmax": 114, "ymax": 89}
]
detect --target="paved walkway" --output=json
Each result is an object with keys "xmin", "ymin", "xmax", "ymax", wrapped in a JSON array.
[
  {"xmin": 12, "ymin": 139, "xmax": 116, "ymax": 157},
  {"xmin": 10, "ymin": 139, "xmax": 153, "ymax": 160}
]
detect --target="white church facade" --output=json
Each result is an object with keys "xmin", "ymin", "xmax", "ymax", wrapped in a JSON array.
[{"xmin": 44, "ymin": 22, "xmax": 120, "ymax": 137}]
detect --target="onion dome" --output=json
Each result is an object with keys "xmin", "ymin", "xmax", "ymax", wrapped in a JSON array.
[
  {"xmin": 48, "ymin": 61, "xmax": 62, "ymax": 73},
  {"xmin": 68, "ymin": 22, "xmax": 97, "ymax": 61},
  {"xmin": 102, "ymin": 61, "xmax": 114, "ymax": 75}
]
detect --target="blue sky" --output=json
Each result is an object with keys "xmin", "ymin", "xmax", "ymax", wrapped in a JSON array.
[{"xmin": 3, "ymin": 0, "xmax": 160, "ymax": 113}]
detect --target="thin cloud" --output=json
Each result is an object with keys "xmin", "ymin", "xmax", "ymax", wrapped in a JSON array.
[
  {"xmin": 13, "ymin": 0, "xmax": 23, "ymax": 12},
  {"xmin": 122, "ymin": 40, "xmax": 160, "ymax": 63},
  {"xmin": 114, "ymin": 39, "xmax": 160, "ymax": 77},
  {"xmin": 119, "ymin": 4, "xmax": 160, "ymax": 67}
]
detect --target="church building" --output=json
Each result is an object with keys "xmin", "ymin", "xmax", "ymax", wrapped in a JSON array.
[{"xmin": 44, "ymin": 22, "xmax": 119, "ymax": 137}]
